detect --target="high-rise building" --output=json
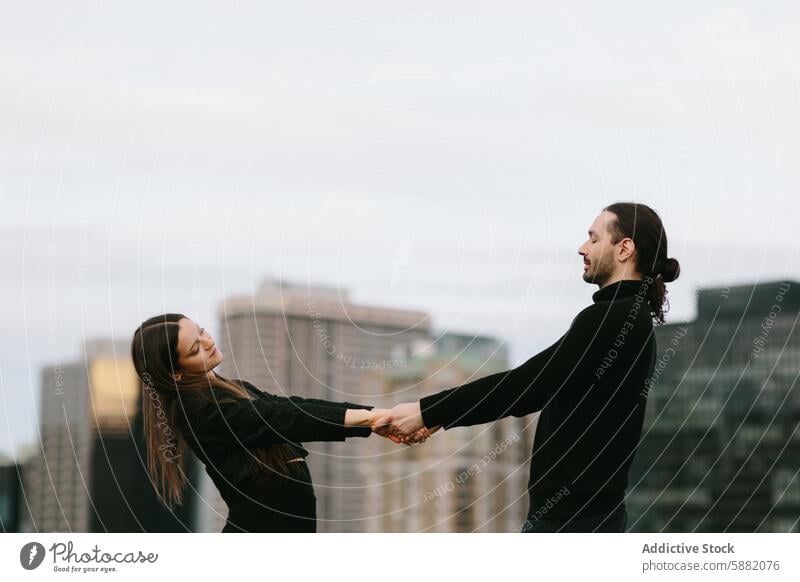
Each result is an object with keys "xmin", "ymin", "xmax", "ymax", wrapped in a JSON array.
[
  {"xmin": 27, "ymin": 339, "xmax": 200, "ymax": 532},
  {"xmin": 361, "ymin": 333, "xmax": 534, "ymax": 532},
  {"xmin": 1, "ymin": 444, "xmax": 39, "ymax": 533},
  {"xmin": 0, "ymin": 455, "xmax": 23, "ymax": 532},
  {"xmin": 628, "ymin": 280, "xmax": 800, "ymax": 532},
  {"xmin": 211, "ymin": 278, "xmax": 431, "ymax": 532}
]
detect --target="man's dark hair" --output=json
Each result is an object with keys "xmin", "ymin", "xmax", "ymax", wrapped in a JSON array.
[{"xmin": 604, "ymin": 202, "xmax": 681, "ymax": 325}]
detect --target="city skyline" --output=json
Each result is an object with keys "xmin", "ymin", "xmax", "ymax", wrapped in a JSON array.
[
  {"xmin": 4, "ymin": 271, "xmax": 799, "ymax": 460},
  {"xmin": 7, "ymin": 276, "xmax": 798, "ymax": 533},
  {"xmin": 4, "ymin": 2, "xmax": 800, "ymax": 461}
]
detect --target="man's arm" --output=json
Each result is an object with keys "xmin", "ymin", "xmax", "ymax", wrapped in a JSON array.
[{"xmin": 421, "ymin": 307, "xmax": 603, "ymax": 430}]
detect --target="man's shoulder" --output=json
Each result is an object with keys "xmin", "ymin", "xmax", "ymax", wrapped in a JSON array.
[
  {"xmin": 572, "ymin": 298, "xmax": 652, "ymax": 331},
  {"xmin": 571, "ymin": 302, "xmax": 611, "ymax": 327}
]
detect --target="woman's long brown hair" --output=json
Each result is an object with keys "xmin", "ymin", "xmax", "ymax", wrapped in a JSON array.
[{"xmin": 131, "ymin": 313, "xmax": 302, "ymax": 509}]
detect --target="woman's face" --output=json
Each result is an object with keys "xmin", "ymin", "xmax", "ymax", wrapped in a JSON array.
[{"xmin": 175, "ymin": 317, "xmax": 223, "ymax": 375}]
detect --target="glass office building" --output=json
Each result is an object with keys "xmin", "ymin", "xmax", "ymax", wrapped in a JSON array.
[{"xmin": 628, "ymin": 280, "xmax": 800, "ymax": 532}]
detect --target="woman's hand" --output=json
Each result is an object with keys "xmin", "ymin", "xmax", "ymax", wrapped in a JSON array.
[
  {"xmin": 398, "ymin": 425, "xmax": 442, "ymax": 444},
  {"xmin": 369, "ymin": 409, "xmax": 412, "ymax": 444},
  {"xmin": 371, "ymin": 402, "xmax": 424, "ymax": 439},
  {"xmin": 346, "ymin": 408, "xmax": 440, "ymax": 446},
  {"xmin": 344, "ymin": 408, "xmax": 406, "ymax": 444}
]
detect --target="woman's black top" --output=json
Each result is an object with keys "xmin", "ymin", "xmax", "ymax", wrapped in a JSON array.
[
  {"xmin": 174, "ymin": 379, "xmax": 373, "ymax": 532},
  {"xmin": 420, "ymin": 279, "xmax": 657, "ymax": 522}
]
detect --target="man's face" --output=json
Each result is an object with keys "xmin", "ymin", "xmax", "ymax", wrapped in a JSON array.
[{"xmin": 578, "ymin": 211, "xmax": 620, "ymax": 286}]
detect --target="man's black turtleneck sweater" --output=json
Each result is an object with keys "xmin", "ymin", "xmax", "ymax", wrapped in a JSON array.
[{"xmin": 420, "ymin": 279, "xmax": 657, "ymax": 522}]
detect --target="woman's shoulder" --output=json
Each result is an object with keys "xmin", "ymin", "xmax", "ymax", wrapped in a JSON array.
[
  {"xmin": 232, "ymin": 379, "xmax": 261, "ymax": 396},
  {"xmin": 232, "ymin": 379, "xmax": 276, "ymax": 399},
  {"xmin": 182, "ymin": 378, "xmax": 270, "ymax": 406},
  {"xmin": 179, "ymin": 385, "xmax": 239, "ymax": 409}
]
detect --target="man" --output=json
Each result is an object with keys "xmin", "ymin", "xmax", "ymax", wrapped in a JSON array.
[{"xmin": 374, "ymin": 202, "xmax": 681, "ymax": 532}]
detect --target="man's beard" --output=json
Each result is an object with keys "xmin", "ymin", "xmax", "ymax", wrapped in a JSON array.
[{"xmin": 583, "ymin": 254, "xmax": 614, "ymax": 286}]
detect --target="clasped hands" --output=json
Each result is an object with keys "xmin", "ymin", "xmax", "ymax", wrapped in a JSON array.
[{"xmin": 370, "ymin": 402, "xmax": 441, "ymax": 446}]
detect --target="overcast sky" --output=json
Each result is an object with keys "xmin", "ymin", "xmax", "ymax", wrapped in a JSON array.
[{"xmin": 2, "ymin": 0, "xmax": 799, "ymax": 458}]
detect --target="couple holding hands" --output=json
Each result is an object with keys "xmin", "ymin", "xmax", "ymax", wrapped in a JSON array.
[{"xmin": 132, "ymin": 203, "xmax": 680, "ymax": 533}]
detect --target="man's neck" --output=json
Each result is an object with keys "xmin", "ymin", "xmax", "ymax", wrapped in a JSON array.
[{"xmin": 599, "ymin": 273, "xmax": 644, "ymax": 289}]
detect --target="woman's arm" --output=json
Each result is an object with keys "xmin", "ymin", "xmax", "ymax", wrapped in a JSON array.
[
  {"xmin": 261, "ymin": 392, "xmax": 384, "ymax": 430},
  {"xmin": 287, "ymin": 396, "xmax": 374, "ymax": 411},
  {"xmin": 186, "ymin": 390, "xmax": 382, "ymax": 447},
  {"xmin": 344, "ymin": 408, "xmax": 377, "ymax": 427},
  {"xmin": 237, "ymin": 382, "xmax": 404, "ymax": 442},
  {"xmin": 245, "ymin": 381, "xmax": 375, "ymax": 411}
]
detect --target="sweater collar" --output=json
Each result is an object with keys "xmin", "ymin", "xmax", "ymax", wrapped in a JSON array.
[{"xmin": 592, "ymin": 279, "xmax": 647, "ymax": 303}]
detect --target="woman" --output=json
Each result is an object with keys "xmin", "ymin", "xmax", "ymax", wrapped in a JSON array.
[{"xmin": 131, "ymin": 312, "xmax": 405, "ymax": 533}]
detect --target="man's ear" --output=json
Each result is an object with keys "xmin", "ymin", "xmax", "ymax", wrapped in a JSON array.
[
  {"xmin": 174, "ymin": 373, "xmax": 182, "ymax": 381},
  {"xmin": 618, "ymin": 238, "xmax": 636, "ymax": 262}
]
